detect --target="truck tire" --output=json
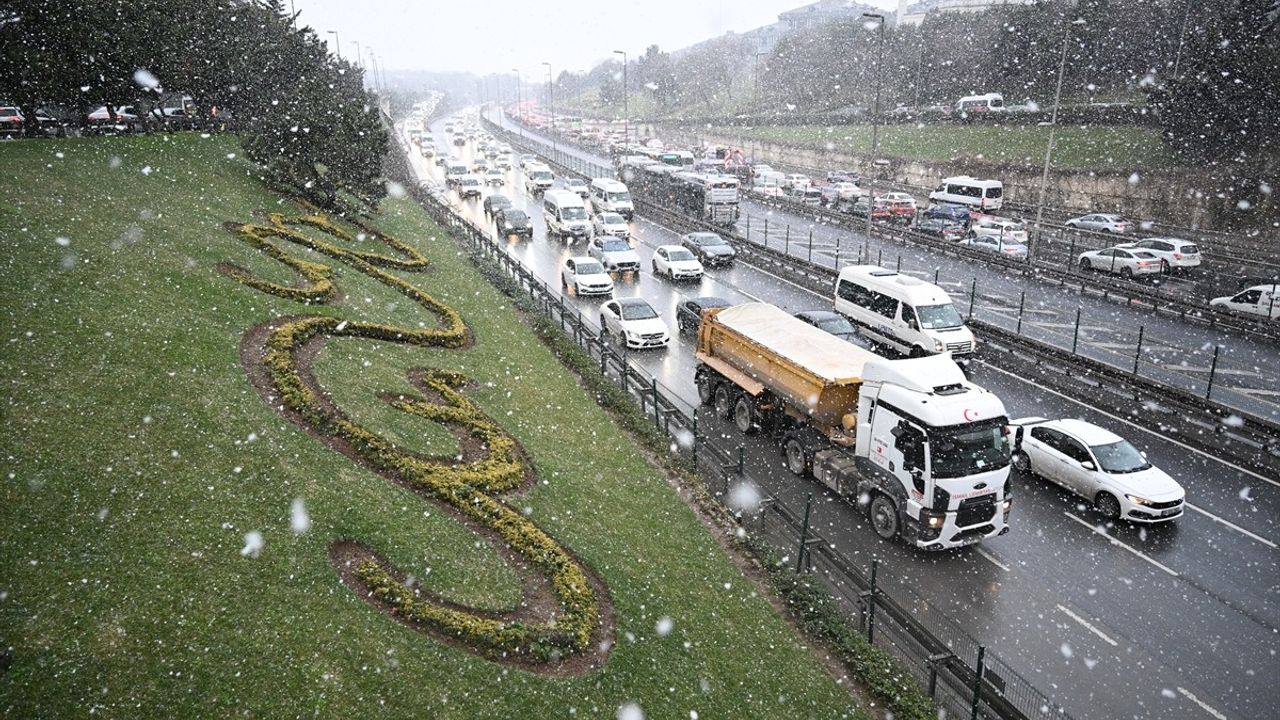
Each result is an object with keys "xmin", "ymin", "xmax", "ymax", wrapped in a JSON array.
[
  {"xmin": 783, "ymin": 436, "xmax": 809, "ymax": 476},
  {"xmin": 696, "ymin": 374, "xmax": 714, "ymax": 405},
  {"xmin": 869, "ymin": 494, "xmax": 900, "ymax": 541},
  {"xmin": 713, "ymin": 384, "xmax": 734, "ymax": 420},
  {"xmin": 733, "ymin": 395, "xmax": 756, "ymax": 434}
]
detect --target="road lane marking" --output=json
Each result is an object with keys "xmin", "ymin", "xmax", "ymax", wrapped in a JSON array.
[
  {"xmin": 979, "ymin": 361, "xmax": 1280, "ymax": 490},
  {"xmin": 974, "ymin": 547, "xmax": 1010, "ymax": 571},
  {"xmin": 1055, "ymin": 603, "xmax": 1119, "ymax": 646},
  {"xmin": 1176, "ymin": 687, "xmax": 1229, "ymax": 720},
  {"xmin": 1064, "ymin": 512, "xmax": 1180, "ymax": 576},
  {"xmin": 1185, "ymin": 503, "xmax": 1277, "ymax": 548}
]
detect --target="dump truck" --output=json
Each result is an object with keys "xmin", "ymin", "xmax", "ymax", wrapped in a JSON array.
[{"xmin": 695, "ymin": 302, "xmax": 1012, "ymax": 550}]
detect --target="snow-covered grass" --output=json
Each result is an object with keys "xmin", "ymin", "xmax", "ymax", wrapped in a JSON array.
[
  {"xmin": 714, "ymin": 122, "xmax": 1175, "ymax": 170},
  {"xmin": 0, "ymin": 133, "xmax": 865, "ymax": 718}
]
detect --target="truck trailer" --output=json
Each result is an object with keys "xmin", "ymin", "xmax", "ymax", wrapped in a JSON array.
[{"xmin": 694, "ymin": 302, "xmax": 1012, "ymax": 550}]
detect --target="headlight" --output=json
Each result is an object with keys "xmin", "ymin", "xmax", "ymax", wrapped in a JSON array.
[
  {"xmin": 934, "ymin": 339, "xmax": 945, "ymax": 352},
  {"xmin": 1001, "ymin": 498, "xmax": 1013, "ymax": 513},
  {"xmin": 1125, "ymin": 494, "xmax": 1151, "ymax": 505},
  {"xmin": 922, "ymin": 510, "xmax": 945, "ymax": 529}
]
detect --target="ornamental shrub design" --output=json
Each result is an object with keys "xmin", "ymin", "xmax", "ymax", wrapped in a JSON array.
[{"xmin": 221, "ymin": 208, "xmax": 603, "ymax": 664}]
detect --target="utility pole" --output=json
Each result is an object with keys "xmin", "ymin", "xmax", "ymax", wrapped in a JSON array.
[
  {"xmin": 614, "ymin": 50, "xmax": 628, "ymax": 147},
  {"xmin": 1171, "ymin": 0, "xmax": 1193, "ymax": 81},
  {"xmin": 1031, "ymin": 21, "xmax": 1081, "ymax": 262},
  {"xmin": 861, "ymin": 13, "xmax": 885, "ymax": 249}
]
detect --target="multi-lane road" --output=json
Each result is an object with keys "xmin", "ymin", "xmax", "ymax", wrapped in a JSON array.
[{"xmin": 401, "ymin": 112, "xmax": 1279, "ymax": 720}]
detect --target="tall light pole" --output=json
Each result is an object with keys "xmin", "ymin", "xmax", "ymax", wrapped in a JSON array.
[
  {"xmin": 754, "ymin": 52, "xmax": 765, "ymax": 102},
  {"xmin": 326, "ymin": 30, "xmax": 340, "ymax": 60},
  {"xmin": 1170, "ymin": 0, "xmax": 1193, "ymax": 81},
  {"xmin": 513, "ymin": 69, "xmax": 523, "ymax": 137},
  {"xmin": 860, "ymin": 13, "xmax": 885, "ymax": 247},
  {"xmin": 351, "ymin": 41, "xmax": 362, "ymax": 70},
  {"xmin": 543, "ymin": 61, "xmax": 555, "ymax": 151},
  {"xmin": 613, "ymin": 50, "xmax": 628, "ymax": 147},
  {"xmin": 1031, "ymin": 20, "xmax": 1082, "ymax": 262}
]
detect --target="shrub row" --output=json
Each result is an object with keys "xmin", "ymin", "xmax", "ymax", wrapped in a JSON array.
[{"xmin": 223, "ymin": 211, "xmax": 600, "ymax": 661}]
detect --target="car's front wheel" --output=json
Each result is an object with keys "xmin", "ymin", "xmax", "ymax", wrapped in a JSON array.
[
  {"xmin": 1079, "ymin": 258, "xmax": 1092, "ymax": 271},
  {"xmin": 1095, "ymin": 492, "xmax": 1122, "ymax": 520},
  {"xmin": 1012, "ymin": 451, "xmax": 1032, "ymax": 475}
]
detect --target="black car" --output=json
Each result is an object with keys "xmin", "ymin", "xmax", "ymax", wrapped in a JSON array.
[
  {"xmin": 793, "ymin": 310, "xmax": 861, "ymax": 345},
  {"xmin": 675, "ymin": 296, "xmax": 732, "ymax": 334},
  {"xmin": 483, "ymin": 194, "xmax": 512, "ymax": 218},
  {"xmin": 912, "ymin": 217, "xmax": 967, "ymax": 242},
  {"xmin": 495, "ymin": 208, "xmax": 533, "ymax": 238},
  {"xmin": 681, "ymin": 232, "xmax": 736, "ymax": 266},
  {"xmin": 923, "ymin": 202, "xmax": 972, "ymax": 223}
]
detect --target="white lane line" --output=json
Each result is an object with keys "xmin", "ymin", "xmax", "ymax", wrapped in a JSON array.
[
  {"xmin": 1185, "ymin": 503, "xmax": 1277, "ymax": 548},
  {"xmin": 979, "ymin": 361, "xmax": 1280, "ymax": 490},
  {"xmin": 1176, "ymin": 687, "xmax": 1229, "ymax": 720},
  {"xmin": 1064, "ymin": 512, "xmax": 1180, "ymax": 577},
  {"xmin": 1055, "ymin": 603, "xmax": 1119, "ymax": 647},
  {"xmin": 974, "ymin": 546, "xmax": 1010, "ymax": 572}
]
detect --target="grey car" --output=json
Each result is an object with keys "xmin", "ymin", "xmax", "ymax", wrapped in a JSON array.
[{"xmin": 681, "ymin": 232, "xmax": 736, "ymax": 267}]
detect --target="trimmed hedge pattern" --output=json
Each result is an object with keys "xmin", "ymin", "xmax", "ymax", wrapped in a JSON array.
[{"xmin": 221, "ymin": 209, "xmax": 600, "ymax": 663}]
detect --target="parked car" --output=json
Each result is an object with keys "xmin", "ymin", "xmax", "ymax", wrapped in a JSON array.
[
  {"xmin": 913, "ymin": 217, "xmax": 966, "ymax": 242},
  {"xmin": 484, "ymin": 168, "xmax": 506, "ymax": 186},
  {"xmin": 651, "ymin": 245, "xmax": 705, "ymax": 281},
  {"xmin": 781, "ymin": 173, "xmax": 811, "ymax": 191},
  {"xmin": 959, "ymin": 234, "xmax": 1029, "ymax": 259},
  {"xmin": 495, "ymin": 208, "xmax": 533, "ymax": 238},
  {"xmin": 1010, "ymin": 418, "xmax": 1185, "ymax": 523},
  {"xmin": 968, "ymin": 216, "xmax": 1029, "ymax": 244},
  {"xmin": 0, "ymin": 106, "xmax": 24, "ymax": 136},
  {"xmin": 1077, "ymin": 247, "xmax": 1161, "ymax": 278},
  {"xmin": 600, "ymin": 297, "xmax": 671, "ymax": 349},
  {"xmin": 681, "ymin": 232, "xmax": 736, "ymax": 266},
  {"xmin": 923, "ymin": 203, "xmax": 973, "ymax": 223},
  {"xmin": 880, "ymin": 192, "xmax": 918, "ymax": 221},
  {"xmin": 1210, "ymin": 284, "xmax": 1279, "ymax": 320},
  {"xmin": 592, "ymin": 211, "xmax": 630, "ymax": 238},
  {"xmin": 588, "ymin": 236, "xmax": 641, "ymax": 273},
  {"xmin": 788, "ymin": 186, "xmax": 823, "ymax": 206},
  {"xmin": 561, "ymin": 256, "xmax": 614, "ymax": 296},
  {"xmin": 483, "ymin": 194, "xmax": 512, "ymax": 218},
  {"xmin": 1066, "ymin": 213, "xmax": 1135, "ymax": 234},
  {"xmin": 675, "ymin": 296, "xmax": 731, "ymax": 334},
  {"xmin": 793, "ymin": 310, "xmax": 860, "ymax": 344},
  {"xmin": 820, "ymin": 182, "xmax": 862, "ymax": 206},
  {"xmin": 564, "ymin": 177, "xmax": 590, "ymax": 198},
  {"xmin": 1117, "ymin": 238, "xmax": 1202, "ymax": 273},
  {"xmin": 86, "ymin": 105, "xmax": 142, "ymax": 134}
]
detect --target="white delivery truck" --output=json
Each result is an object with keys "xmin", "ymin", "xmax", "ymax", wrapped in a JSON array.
[
  {"xmin": 834, "ymin": 266, "xmax": 976, "ymax": 365},
  {"xmin": 695, "ymin": 303, "xmax": 1012, "ymax": 549}
]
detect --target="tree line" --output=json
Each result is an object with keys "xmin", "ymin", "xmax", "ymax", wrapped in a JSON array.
[{"xmin": 0, "ymin": 0, "xmax": 388, "ymax": 210}]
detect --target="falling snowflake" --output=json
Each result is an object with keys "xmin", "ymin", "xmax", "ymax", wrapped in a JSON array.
[{"xmin": 240, "ymin": 531, "xmax": 264, "ymax": 558}]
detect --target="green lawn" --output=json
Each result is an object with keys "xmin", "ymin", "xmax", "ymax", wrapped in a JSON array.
[
  {"xmin": 713, "ymin": 122, "xmax": 1176, "ymax": 170},
  {"xmin": 0, "ymin": 134, "xmax": 864, "ymax": 718}
]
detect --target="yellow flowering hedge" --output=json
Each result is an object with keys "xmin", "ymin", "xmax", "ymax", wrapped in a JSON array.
[{"xmin": 221, "ymin": 209, "xmax": 600, "ymax": 662}]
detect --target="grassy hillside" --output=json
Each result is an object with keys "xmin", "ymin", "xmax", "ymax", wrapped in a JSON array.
[
  {"xmin": 0, "ymin": 133, "xmax": 863, "ymax": 718},
  {"xmin": 713, "ymin": 122, "xmax": 1175, "ymax": 170}
]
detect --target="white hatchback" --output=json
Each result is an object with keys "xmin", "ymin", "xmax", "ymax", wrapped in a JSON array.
[
  {"xmin": 651, "ymin": 245, "xmax": 705, "ymax": 281},
  {"xmin": 1010, "ymin": 418, "xmax": 1185, "ymax": 523},
  {"xmin": 560, "ymin": 257, "xmax": 614, "ymax": 296},
  {"xmin": 600, "ymin": 297, "xmax": 671, "ymax": 349},
  {"xmin": 592, "ymin": 212, "xmax": 630, "ymax": 238}
]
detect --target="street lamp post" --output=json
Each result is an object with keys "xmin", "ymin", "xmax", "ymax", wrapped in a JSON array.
[
  {"xmin": 613, "ymin": 50, "xmax": 628, "ymax": 148},
  {"xmin": 351, "ymin": 41, "xmax": 362, "ymax": 70},
  {"xmin": 513, "ymin": 69, "xmax": 523, "ymax": 138},
  {"xmin": 1031, "ymin": 22, "xmax": 1080, "ymax": 262},
  {"xmin": 860, "ymin": 13, "xmax": 885, "ymax": 249},
  {"xmin": 326, "ymin": 30, "xmax": 341, "ymax": 61},
  {"xmin": 754, "ymin": 52, "xmax": 765, "ymax": 102},
  {"xmin": 543, "ymin": 61, "xmax": 556, "ymax": 152}
]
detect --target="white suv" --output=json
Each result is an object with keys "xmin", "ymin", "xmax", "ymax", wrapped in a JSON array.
[{"xmin": 1117, "ymin": 238, "xmax": 1201, "ymax": 272}]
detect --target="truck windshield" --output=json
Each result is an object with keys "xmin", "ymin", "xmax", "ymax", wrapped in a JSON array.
[
  {"xmin": 917, "ymin": 303, "xmax": 964, "ymax": 330},
  {"xmin": 930, "ymin": 419, "xmax": 1009, "ymax": 479}
]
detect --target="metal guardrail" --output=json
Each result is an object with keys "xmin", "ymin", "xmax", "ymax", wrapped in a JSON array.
[
  {"xmin": 392, "ymin": 139, "xmax": 1080, "ymax": 718},
  {"xmin": 480, "ymin": 118, "xmax": 1280, "ymax": 450}
]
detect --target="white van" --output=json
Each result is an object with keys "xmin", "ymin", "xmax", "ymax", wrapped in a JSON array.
[
  {"xmin": 444, "ymin": 162, "xmax": 469, "ymax": 186},
  {"xmin": 956, "ymin": 93, "xmax": 1005, "ymax": 113},
  {"xmin": 1210, "ymin": 284, "xmax": 1279, "ymax": 320},
  {"xmin": 525, "ymin": 163, "xmax": 555, "ymax": 194},
  {"xmin": 833, "ymin": 266, "xmax": 976, "ymax": 363},
  {"xmin": 590, "ymin": 178, "xmax": 634, "ymax": 219},
  {"xmin": 543, "ymin": 189, "xmax": 592, "ymax": 240},
  {"xmin": 928, "ymin": 175, "xmax": 1004, "ymax": 211}
]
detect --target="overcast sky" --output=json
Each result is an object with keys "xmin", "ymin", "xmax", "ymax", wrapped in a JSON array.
[{"xmin": 294, "ymin": 0, "xmax": 896, "ymax": 77}]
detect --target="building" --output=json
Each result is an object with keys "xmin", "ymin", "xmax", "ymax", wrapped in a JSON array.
[
  {"xmin": 778, "ymin": 0, "xmax": 886, "ymax": 30},
  {"xmin": 896, "ymin": 0, "xmax": 1036, "ymax": 26}
]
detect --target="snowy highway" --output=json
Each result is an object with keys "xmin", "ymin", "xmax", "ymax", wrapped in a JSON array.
[{"xmin": 406, "ymin": 114, "xmax": 1279, "ymax": 720}]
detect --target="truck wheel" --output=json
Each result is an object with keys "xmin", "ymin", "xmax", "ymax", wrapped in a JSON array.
[
  {"xmin": 713, "ymin": 385, "xmax": 733, "ymax": 420},
  {"xmin": 783, "ymin": 437, "xmax": 809, "ymax": 476},
  {"xmin": 696, "ymin": 374, "xmax": 714, "ymax": 406},
  {"xmin": 869, "ymin": 494, "xmax": 900, "ymax": 541},
  {"xmin": 733, "ymin": 396, "xmax": 756, "ymax": 434}
]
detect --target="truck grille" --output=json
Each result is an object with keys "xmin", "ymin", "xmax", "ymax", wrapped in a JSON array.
[
  {"xmin": 957, "ymin": 497, "xmax": 996, "ymax": 527},
  {"xmin": 946, "ymin": 341, "xmax": 973, "ymax": 354}
]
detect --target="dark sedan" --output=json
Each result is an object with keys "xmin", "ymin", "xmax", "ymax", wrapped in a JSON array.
[
  {"xmin": 913, "ymin": 217, "xmax": 967, "ymax": 242},
  {"xmin": 681, "ymin": 232, "xmax": 736, "ymax": 266},
  {"xmin": 495, "ymin": 209, "xmax": 533, "ymax": 238},
  {"xmin": 675, "ymin": 296, "xmax": 732, "ymax": 334},
  {"xmin": 793, "ymin": 310, "xmax": 862, "ymax": 345},
  {"xmin": 484, "ymin": 194, "xmax": 512, "ymax": 219}
]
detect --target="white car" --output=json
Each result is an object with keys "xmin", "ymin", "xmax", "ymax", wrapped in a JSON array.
[
  {"xmin": 782, "ymin": 173, "xmax": 811, "ymax": 190},
  {"xmin": 456, "ymin": 174, "xmax": 483, "ymax": 199},
  {"xmin": 495, "ymin": 154, "xmax": 513, "ymax": 169},
  {"xmin": 1077, "ymin": 247, "xmax": 1161, "ymax": 278},
  {"xmin": 600, "ymin": 297, "xmax": 671, "ymax": 349},
  {"xmin": 1210, "ymin": 284, "xmax": 1279, "ymax": 320},
  {"xmin": 651, "ymin": 245, "xmax": 705, "ymax": 281},
  {"xmin": 959, "ymin": 234, "xmax": 1028, "ymax": 259},
  {"xmin": 484, "ymin": 168, "xmax": 505, "ymax": 186},
  {"xmin": 589, "ymin": 236, "xmax": 641, "ymax": 273},
  {"xmin": 592, "ymin": 212, "xmax": 630, "ymax": 238},
  {"xmin": 564, "ymin": 177, "xmax": 590, "ymax": 198},
  {"xmin": 1066, "ymin": 213, "xmax": 1135, "ymax": 234},
  {"xmin": 560, "ymin": 257, "xmax": 614, "ymax": 296},
  {"xmin": 968, "ymin": 216, "xmax": 1028, "ymax": 244},
  {"xmin": 1010, "ymin": 418, "xmax": 1185, "ymax": 523},
  {"xmin": 1117, "ymin": 238, "xmax": 1202, "ymax": 272}
]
